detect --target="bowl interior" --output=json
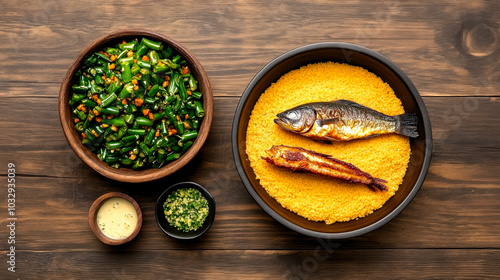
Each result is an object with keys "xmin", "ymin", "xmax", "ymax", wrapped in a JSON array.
[
  {"xmin": 59, "ymin": 30, "xmax": 213, "ymax": 183},
  {"xmin": 88, "ymin": 192, "xmax": 143, "ymax": 245},
  {"xmin": 155, "ymin": 181, "xmax": 216, "ymax": 239},
  {"xmin": 233, "ymin": 43, "xmax": 432, "ymax": 237}
]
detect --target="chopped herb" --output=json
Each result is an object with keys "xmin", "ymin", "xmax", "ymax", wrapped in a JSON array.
[{"xmin": 163, "ymin": 188, "xmax": 209, "ymax": 232}]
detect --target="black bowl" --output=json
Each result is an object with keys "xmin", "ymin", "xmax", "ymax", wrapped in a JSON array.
[
  {"xmin": 232, "ymin": 42, "xmax": 432, "ymax": 239},
  {"xmin": 155, "ymin": 181, "xmax": 215, "ymax": 240}
]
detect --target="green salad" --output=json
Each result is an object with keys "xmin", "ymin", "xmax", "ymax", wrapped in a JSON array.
[
  {"xmin": 163, "ymin": 188, "xmax": 209, "ymax": 232},
  {"xmin": 69, "ymin": 37, "xmax": 204, "ymax": 170}
]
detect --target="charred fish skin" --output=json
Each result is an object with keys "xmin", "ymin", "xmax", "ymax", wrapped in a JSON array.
[
  {"xmin": 274, "ymin": 100, "xmax": 418, "ymax": 141},
  {"xmin": 262, "ymin": 145, "xmax": 388, "ymax": 192}
]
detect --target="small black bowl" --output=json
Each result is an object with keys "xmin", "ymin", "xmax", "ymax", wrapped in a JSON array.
[{"xmin": 155, "ymin": 181, "xmax": 215, "ymax": 240}]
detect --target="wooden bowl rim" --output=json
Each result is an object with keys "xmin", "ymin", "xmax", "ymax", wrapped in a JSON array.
[
  {"xmin": 231, "ymin": 42, "xmax": 433, "ymax": 239},
  {"xmin": 88, "ymin": 192, "xmax": 143, "ymax": 245},
  {"xmin": 59, "ymin": 29, "xmax": 213, "ymax": 183}
]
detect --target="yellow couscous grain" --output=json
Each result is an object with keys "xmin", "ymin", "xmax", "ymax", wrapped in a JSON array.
[{"xmin": 245, "ymin": 62, "xmax": 411, "ymax": 224}]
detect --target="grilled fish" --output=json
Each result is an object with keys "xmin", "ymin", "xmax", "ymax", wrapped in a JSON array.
[
  {"xmin": 262, "ymin": 145, "xmax": 388, "ymax": 192},
  {"xmin": 274, "ymin": 99, "xmax": 418, "ymax": 141}
]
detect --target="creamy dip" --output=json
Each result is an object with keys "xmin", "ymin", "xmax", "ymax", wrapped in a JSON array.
[{"xmin": 97, "ymin": 197, "xmax": 138, "ymax": 239}]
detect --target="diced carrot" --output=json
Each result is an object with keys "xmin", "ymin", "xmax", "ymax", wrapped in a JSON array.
[
  {"xmin": 81, "ymin": 133, "xmax": 86, "ymax": 138},
  {"xmin": 130, "ymin": 154, "xmax": 137, "ymax": 160},
  {"xmin": 143, "ymin": 109, "xmax": 149, "ymax": 116},
  {"xmin": 101, "ymin": 123, "xmax": 109, "ymax": 128},
  {"xmin": 74, "ymin": 118, "xmax": 79, "ymax": 123},
  {"xmin": 110, "ymin": 55, "xmax": 116, "ymax": 61},
  {"xmin": 121, "ymin": 99, "xmax": 127, "ymax": 105},
  {"xmin": 176, "ymin": 115, "xmax": 180, "ymax": 121},
  {"xmin": 93, "ymin": 109, "xmax": 99, "ymax": 116},
  {"xmin": 127, "ymin": 50, "xmax": 133, "ymax": 57},
  {"xmin": 142, "ymin": 56, "xmax": 149, "ymax": 61},
  {"xmin": 134, "ymin": 99, "xmax": 144, "ymax": 106},
  {"xmin": 164, "ymin": 75, "xmax": 170, "ymax": 81},
  {"xmin": 95, "ymin": 117, "xmax": 102, "ymax": 122},
  {"xmin": 109, "ymin": 63, "xmax": 115, "ymax": 70},
  {"xmin": 134, "ymin": 59, "xmax": 137, "ymax": 64},
  {"xmin": 122, "ymin": 40, "xmax": 127, "ymax": 44},
  {"xmin": 147, "ymin": 85, "xmax": 152, "ymax": 90},
  {"xmin": 132, "ymin": 79, "xmax": 138, "ymax": 85},
  {"xmin": 162, "ymin": 81, "xmax": 168, "ymax": 87},
  {"xmin": 133, "ymin": 85, "xmax": 139, "ymax": 91},
  {"xmin": 184, "ymin": 114, "xmax": 189, "ymax": 119},
  {"xmin": 148, "ymin": 112, "xmax": 154, "ymax": 120},
  {"xmin": 104, "ymin": 52, "xmax": 110, "ymax": 57},
  {"xmin": 181, "ymin": 65, "xmax": 189, "ymax": 74},
  {"xmin": 171, "ymin": 129, "xmax": 177, "ymax": 135},
  {"xmin": 111, "ymin": 125, "xmax": 118, "ymax": 132},
  {"xmin": 187, "ymin": 91, "xmax": 192, "ymax": 96},
  {"xmin": 96, "ymin": 98, "xmax": 101, "ymax": 105},
  {"xmin": 155, "ymin": 130, "xmax": 160, "ymax": 137}
]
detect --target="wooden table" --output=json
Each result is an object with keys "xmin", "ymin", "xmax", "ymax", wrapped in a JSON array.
[{"xmin": 1, "ymin": 0, "xmax": 499, "ymax": 278}]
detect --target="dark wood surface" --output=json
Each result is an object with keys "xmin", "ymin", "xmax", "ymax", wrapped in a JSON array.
[{"xmin": 1, "ymin": 0, "xmax": 499, "ymax": 279}]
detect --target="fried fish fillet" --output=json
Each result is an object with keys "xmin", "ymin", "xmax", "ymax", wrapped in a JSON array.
[{"xmin": 262, "ymin": 145, "xmax": 388, "ymax": 192}]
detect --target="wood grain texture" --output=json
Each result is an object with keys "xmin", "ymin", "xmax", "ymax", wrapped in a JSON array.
[
  {"xmin": 1, "ymin": 0, "xmax": 499, "ymax": 278},
  {"xmin": 0, "ymin": 0, "xmax": 499, "ymax": 98},
  {"xmin": 8, "ymin": 249, "xmax": 500, "ymax": 279}
]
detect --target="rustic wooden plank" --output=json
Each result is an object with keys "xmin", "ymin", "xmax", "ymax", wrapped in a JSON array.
[
  {"xmin": 2, "ymin": 174, "xmax": 498, "ymax": 251},
  {"xmin": 0, "ymin": 0, "xmax": 499, "ymax": 97},
  {"xmin": 1, "ymin": 96, "xmax": 499, "ymax": 250},
  {"xmin": 2, "ymin": 249, "xmax": 499, "ymax": 279},
  {"xmin": 1, "ymin": 96, "xmax": 499, "ymax": 174},
  {"xmin": 1, "ymin": 0, "xmax": 500, "ymax": 277}
]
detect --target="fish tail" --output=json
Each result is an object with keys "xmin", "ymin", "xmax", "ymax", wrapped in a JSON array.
[
  {"xmin": 396, "ymin": 113, "xmax": 419, "ymax": 138},
  {"xmin": 369, "ymin": 178, "xmax": 388, "ymax": 192}
]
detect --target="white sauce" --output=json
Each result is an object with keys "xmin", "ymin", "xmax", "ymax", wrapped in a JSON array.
[{"xmin": 97, "ymin": 197, "xmax": 138, "ymax": 239}]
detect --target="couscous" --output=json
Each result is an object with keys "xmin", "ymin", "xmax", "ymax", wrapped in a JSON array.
[{"xmin": 246, "ymin": 62, "xmax": 411, "ymax": 224}]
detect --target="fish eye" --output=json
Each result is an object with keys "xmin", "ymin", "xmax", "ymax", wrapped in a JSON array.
[{"xmin": 287, "ymin": 111, "xmax": 300, "ymax": 120}]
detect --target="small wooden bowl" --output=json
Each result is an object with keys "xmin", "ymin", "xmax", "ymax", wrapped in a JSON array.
[
  {"xmin": 59, "ymin": 29, "xmax": 213, "ymax": 182},
  {"xmin": 89, "ymin": 192, "xmax": 143, "ymax": 245}
]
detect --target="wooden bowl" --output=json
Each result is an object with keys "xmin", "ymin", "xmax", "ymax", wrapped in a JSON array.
[
  {"xmin": 59, "ymin": 30, "xmax": 213, "ymax": 182},
  {"xmin": 88, "ymin": 192, "xmax": 143, "ymax": 245},
  {"xmin": 155, "ymin": 181, "xmax": 216, "ymax": 240},
  {"xmin": 232, "ymin": 42, "xmax": 433, "ymax": 239}
]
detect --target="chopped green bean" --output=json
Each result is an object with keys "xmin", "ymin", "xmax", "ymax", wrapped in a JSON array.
[
  {"xmin": 101, "ymin": 93, "xmax": 117, "ymax": 107},
  {"xmin": 127, "ymin": 128, "xmax": 146, "ymax": 135},
  {"xmin": 141, "ymin": 38, "xmax": 162, "ymax": 50},
  {"xmin": 69, "ymin": 37, "xmax": 205, "ymax": 169},
  {"xmin": 135, "ymin": 116, "xmax": 153, "ymax": 127}
]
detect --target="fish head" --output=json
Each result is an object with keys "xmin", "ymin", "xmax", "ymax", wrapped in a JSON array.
[{"xmin": 274, "ymin": 106, "xmax": 316, "ymax": 134}]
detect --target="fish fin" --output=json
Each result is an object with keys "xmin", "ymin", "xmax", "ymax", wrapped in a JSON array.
[
  {"xmin": 369, "ymin": 178, "xmax": 388, "ymax": 192},
  {"xmin": 396, "ymin": 113, "xmax": 419, "ymax": 138},
  {"xmin": 316, "ymin": 118, "xmax": 339, "ymax": 127},
  {"xmin": 320, "ymin": 136, "xmax": 340, "ymax": 142},
  {"xmin": 313, "ymin": 139, "xmax": 334, "ymax": 144},
  {"xmin": 331, "ymin": 99, "xmax": 371, "ymax": 110}
]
